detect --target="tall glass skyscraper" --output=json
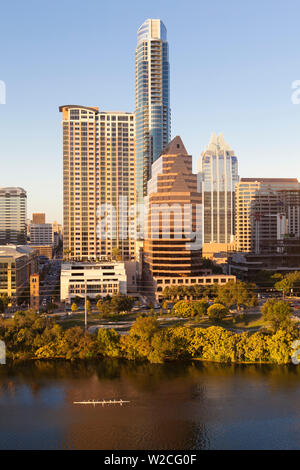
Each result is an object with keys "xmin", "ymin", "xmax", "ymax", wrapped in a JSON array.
[
  {"xmin": 135, "ymin": 19, "xmax": 171, "ymax": 208},
  {"xmin": 197, "ymin": 133, "xmax": 239, "ymax": 245}
]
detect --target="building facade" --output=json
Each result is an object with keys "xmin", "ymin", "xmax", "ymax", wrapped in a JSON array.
[
  {"xmin": 197, "ymin": 133, "xmax": 239, "ymax": 245},
  {"xmin": 0, "ymin": 187, "xmax": 27, "ymax": 245},
  {"xmin": 135, "ymin": 19, "xmax": 171, "ymax": 207},
  {"xmin": 30, "ymin": 223, "xmax": 54, "ymax": 245},
  {"xmin": 60, "ymin": 105, "xmax": 136, "ymax": 261},
  {"xmin": 0, "ymin": 245, "xmax": 38, "ymax": 302},
  {"xmin": 155, "ymin": 274, "xmax": 236, "ymax": 300},
  {"xmin": 30, "ymin": 273, "xmax": 39, "ymax": 311},
  {"xmin": 235, "ymin": 178, "xmax": 300, "ymax": 253},
  {"xmin": 60, "ymin": 261, "xmax": 127, "ymax": 302},
  {"xmin": 32, "ymin": 213, "xmax": 45, "ymax": 224},
  {"xmin": 143, "ymin": 136, "xmax": 202, "ymax": 294}
]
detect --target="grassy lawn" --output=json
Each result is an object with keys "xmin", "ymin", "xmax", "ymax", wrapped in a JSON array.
[
  {"xmin": 186, "ymin": 313, "xmax": 266, "ymax": 332},
  {"xmin": 56, "ymin": 311, "xmax": 140, "ymax": 329},
  {"xmin": 55, "ymin": 310, "xmax": 268, "ymax": 334}
]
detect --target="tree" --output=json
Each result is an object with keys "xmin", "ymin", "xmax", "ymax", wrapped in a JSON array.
[
  {"xmin": 261, "ymin": 299, "xmax": 293, "ymax": 331},
  {"xmin": 86, "ymin": 299, "xmax": 91, "ymax": 313},
  {"xmin": 162, "ymin": 300, "xmax": 170, "ymax": 314},
  {"xmin": 112, "ymin": 247, "xmax": 122, "ymax": 261},
  {"xmin": 193, "ymin": 300, "xmax": 209, "ymax": 317},
  {"xmin": 110, "ymin": 294, "xmax": 134, "ymax": 314},
  {"xmin": 207, "ymin": 303, "xmax": 229, "ymax": 322},
  {"xmin": 96, "ymin": 300, "xmax": 112, "ymax": 316},
  {"xmin": 0, "ymin": 294, "xmax": 10, "ymax": 311},
  {"xmin": 124, "ymin": 316, "xmax": 160, "ymax": 360},
  {"xmin": 216, "ymin": 280, "xmax": 257, "ymax": 314},
  {"xmin": 47, "ymin": 302, "xmax": 57, "ymax": 313},
  {"xmin": 201, "ymin": 258, "xmax": 223, "ymax": 274},
  {"xmin": 192, "ymin": 285, "xmax": 205, "ymax": 300},
  {"xmin": 74, "ymin": 296, "xmax": 82, "ymax": 305},
  {"xmin": 172, "ymin": 300, "xmax": 196, "ymax": 318},
  {"xmin": 71, "ymin": 302, "xmax": 78, "ymax": 313},
  {"xmin": 254, "ymin": 271, "xmax": 282, "ymax": 289},
  {"xmin": 275, "ymin": 271, "xmax": 300, "ymax": 298},
  {"xmin": 203, "ymin": 284, "xmax": 218, "ymax": 300},
  {"xmin": 97, "ymin": 328, "xmax": 121, "ymax": 357}
]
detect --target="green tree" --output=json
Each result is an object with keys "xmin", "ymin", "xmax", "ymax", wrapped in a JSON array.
[
  {"xmin": 274, "ymin": 271, "xmax": 300, "ymax": 298},
  {"xmin": 201, "ymin": 257, "xmax": 223, "ymax": 274},
  {"xmin": 261, "ymin": 299, "xmax": 293, "ymax": 331},
  {"xmin": 237, "ymin": 331, "xmax": 269, "ymax": 363},
  {"xmin": 110, "ymin": 294, "xmax": 134, "ymax": 314},
  {"xmin": 207, "ymin": 303, "xmax": 229, "ymax": 322},
  {"xmin": 217, "ymin": 280, "xmax": 257, "ymax": 314},
  {"xmin": 124, "ymin": 316, "xmax": 160, "ymax": 360},
  {"xmin": 0, "ymin": 294, "xmax": 10, "ymax": 311},
  {"xmin": 111, "ymin": 247, "xmax": 122, "ymax": 261},
  {"xmin": 193, "ymin": 299, "xmax": 209, "ymax": 317},
  {"xmin": 86, "ymin": 299, "xmax": 91, "ymax": 313},
  {"xmin": 97, "ymin": 328, "xmax": 121, "ymax": 357},
  {"xmin": 172, "ymin": 300, "xmax": 195, "ymax": 318},
  {"xmin": 96, "ymin": 300, "xmax": 112, "ymax": 316}
]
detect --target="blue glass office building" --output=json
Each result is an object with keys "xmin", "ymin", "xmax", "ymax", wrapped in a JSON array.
[{"xmin": 135, "ymin": 19, "xmax": 171, "ymax": 208}]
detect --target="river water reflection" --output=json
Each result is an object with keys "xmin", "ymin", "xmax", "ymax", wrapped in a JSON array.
[{"xmin": 0, "ymin": 360, "xmax": 300, "ymax": 449}]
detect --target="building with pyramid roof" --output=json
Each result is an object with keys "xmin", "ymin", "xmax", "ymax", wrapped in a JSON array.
[{"xmin": 143, "ymin": 136, "xmax": 205, "ymax": 297}]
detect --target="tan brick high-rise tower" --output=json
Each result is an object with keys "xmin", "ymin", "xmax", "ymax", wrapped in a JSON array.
[
  {"xmin": 60, "ymin": 105, "xmax": 136, "ymax": 261},
  {"xmin": 144, "ymin": 136, "xmax": 202, "ymax": 283}
]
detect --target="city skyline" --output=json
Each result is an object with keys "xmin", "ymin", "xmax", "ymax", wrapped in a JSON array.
[{"xmin": 1, "ymin": 0, "xmax": 300, "ymax": 222}]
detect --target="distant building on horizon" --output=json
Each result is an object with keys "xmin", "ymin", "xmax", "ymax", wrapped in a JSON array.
[
  {"xmin": 59, "ymin": 105, "xmax": 136, "ymax": 261},
  {"xmin": 197, "ymin": 133, "xmax": 239, "ymax": 248},
  {"xmin": 0, "ymin": 187, "xmax": 27, "ymax": 245},
  {"xmin": 135, "ymin": 19, "xmax": 171, "ymax": 207},
  {"xmin": 32, "ymin": 213, "xmax": 45, "ymax": 224}
]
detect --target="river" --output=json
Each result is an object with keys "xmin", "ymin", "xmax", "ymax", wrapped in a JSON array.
[{"xmin": 0, "ymin": 360, "xmax": 299, "ymax": 450}]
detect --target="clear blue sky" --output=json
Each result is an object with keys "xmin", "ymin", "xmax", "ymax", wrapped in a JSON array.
[{"xmin": 1, "ymin": 0, "xmax": 300, "ymax": 223}]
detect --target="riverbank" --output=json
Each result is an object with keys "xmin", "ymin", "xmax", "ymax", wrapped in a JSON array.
[{"xmin": 1, "ymin": 311, "xmax": 299, "ymax": 365}]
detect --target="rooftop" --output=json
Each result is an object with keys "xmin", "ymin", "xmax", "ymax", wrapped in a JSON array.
[{"xmin": 0, "ymin": 245, "xmax": 37, "ymax": 258}]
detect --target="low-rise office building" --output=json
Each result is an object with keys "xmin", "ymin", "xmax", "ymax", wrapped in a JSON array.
[
  {"xmin": 228, "ymin": 238, "xmax": 300, "ymax": 281},
  {"xmin": 60, "ymin": 261, "xmax": 128, "ymax": 302},
  {"xmin": 155, "ymin": 274, "xmax": 236, "ymax": 300},
  {"xmin": 29, "ymin": 245, "xmax": 53, "ymax": 260},
  {"xmin": 0, "ymin": 245, "xmax": 38, "ymax": 302}
]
